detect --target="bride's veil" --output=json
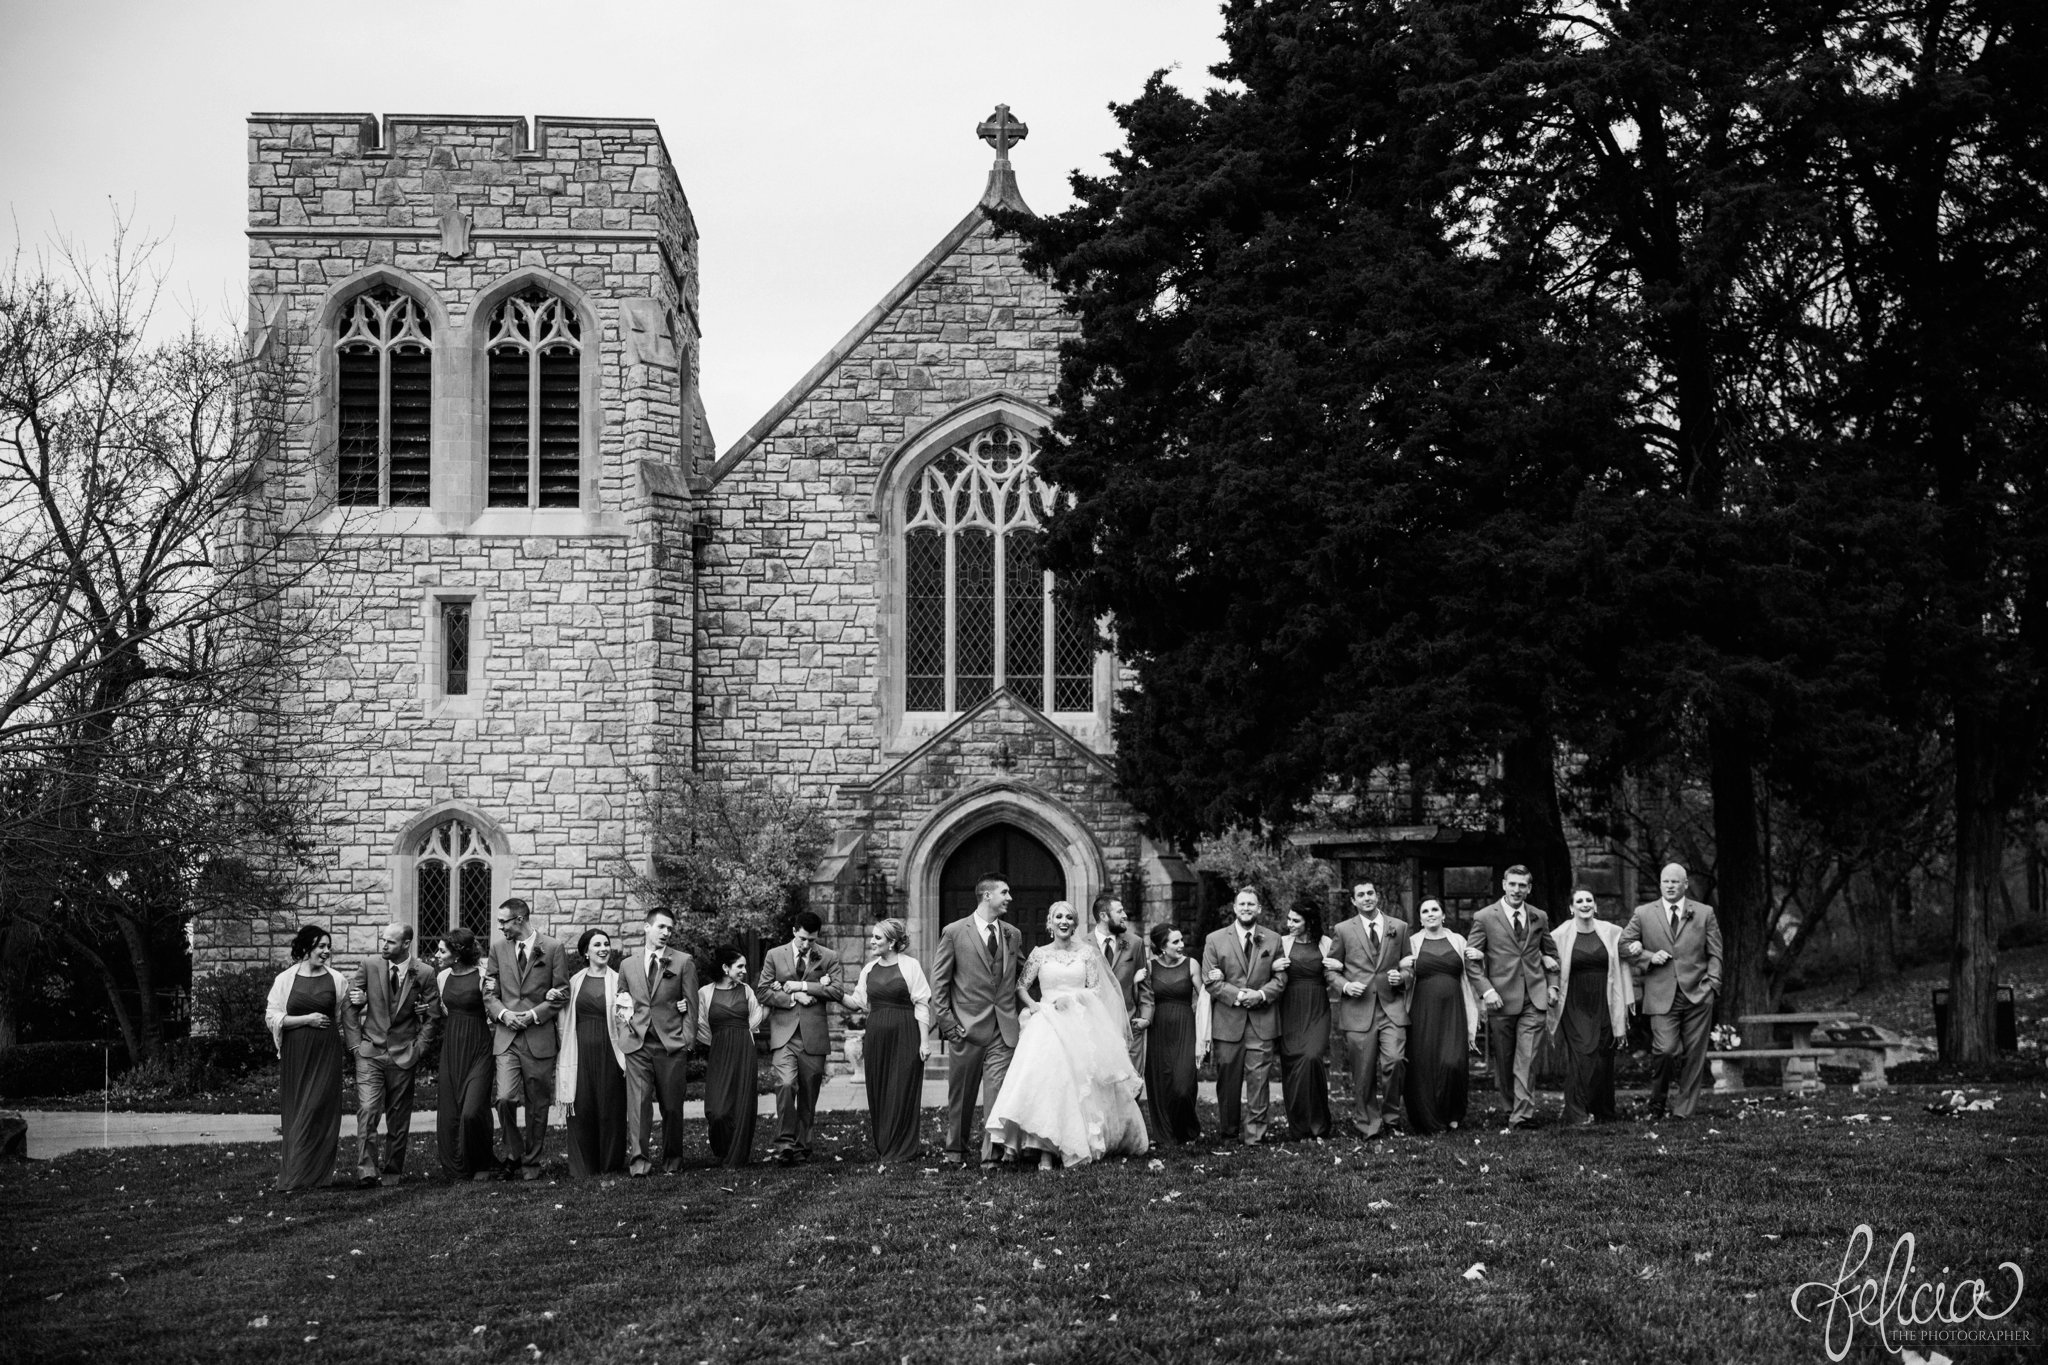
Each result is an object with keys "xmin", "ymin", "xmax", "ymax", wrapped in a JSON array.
[{"xmin": 1049, "ymin": 901, "xmax": 1133, "ymax": 1047}]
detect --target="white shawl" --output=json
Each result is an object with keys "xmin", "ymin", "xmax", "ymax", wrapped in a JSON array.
[
  {"xmin": 1407, "ymin": 931, "xmax": 1482, "ymax": 1047},
  {"xmin": 1545, "ymin": 917, "xmax": 1632, "ymax": 1040},
  {"xmin": 264, "ymin": 965, "xmax": 353, "ymax": 1056},
  {"xmin": 553, "ymin": 966, "xmax": 628, "ymax": 1112},
  {"xmin": 846, "ymin": 953, "xmax": 934, "ymax": 1044}
]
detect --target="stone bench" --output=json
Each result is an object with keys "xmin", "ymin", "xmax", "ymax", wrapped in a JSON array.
[{"xmin": 1707, "ymin": 1047, "xmax": 1834, "ymax": 1095}]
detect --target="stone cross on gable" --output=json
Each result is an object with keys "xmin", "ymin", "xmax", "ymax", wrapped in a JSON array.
[{"xmin": 978, "ymin": 105, "xmax": 1029, "ymax": 163}]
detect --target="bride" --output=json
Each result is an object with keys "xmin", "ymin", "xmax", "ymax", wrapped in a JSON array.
[{"xmin": 986, "ymin": 900, "xmax": 1150, "ymax": 1166}]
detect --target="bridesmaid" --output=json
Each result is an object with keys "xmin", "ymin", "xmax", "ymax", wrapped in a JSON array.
[
  {"xmin": 263, "ymin": 925, "xmax": 353, "ymax": 1192},
  {"xmin": 557, "ymin": 927, "xmax": 629, "ymax": 1177},
  {"xmin": 1275, "ymin": 904, "xmax": 1335, "ymax": 1139},
  {"xmin": 433, "ymin": 928, "xmax": 497, "ymax": 1181},
  {"xmin": 697, "ymin": 946, "xmax": 768, "ymax": 1168},
  {"xmin": 1545, "ymin": 888, "xmax": 1632, "ymax": 1125},
  {"xmin": 1141, "ymin": 923, "xmax": 1209, "ymax": 1145},
  {"xmin": 1400, "ymin": 899, "xmax": 1481, "ymax": 1135},
  {"xmin": 843, "ymin": 917, "xmax": 932, "ymax": 1162}
]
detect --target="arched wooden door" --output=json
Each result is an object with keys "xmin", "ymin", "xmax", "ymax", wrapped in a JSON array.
[{"xmin": 938, "ymin": 823, "xmax": 1066, "ymax": 957}]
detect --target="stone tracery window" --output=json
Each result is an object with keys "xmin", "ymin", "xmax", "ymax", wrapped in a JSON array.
[
  {"xmin": 335, "ymin": 285, "xmax": 432, "ymax": 506},
  {"xmin": 487, "ymin": 286, "xmax": 583, "ymax": 508},
  {"xmin": 414, "ymin": 817, "xmax": 495, "ymax": 945},
  {"xmin": 904, "ymin": 425, "xmax": 1095, "ymax": 714}
]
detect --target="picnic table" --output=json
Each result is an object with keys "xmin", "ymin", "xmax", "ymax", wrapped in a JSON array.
[{"xmin": 1709, "ymin": 1011, "xmax": 1876, "ymax": 1095}]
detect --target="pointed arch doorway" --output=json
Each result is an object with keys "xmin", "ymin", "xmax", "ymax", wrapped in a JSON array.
[{"xmin": 938, "ymin": 823, "xmax": 1065, "ymax": 956}]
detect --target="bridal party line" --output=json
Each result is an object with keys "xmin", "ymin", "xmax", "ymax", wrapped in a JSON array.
[{"xmin": 261, "ymin": 862, "xmax": 1722, "ymax": 1191}]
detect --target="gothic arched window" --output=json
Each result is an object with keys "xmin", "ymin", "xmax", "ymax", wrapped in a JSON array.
[
  {"xmin": 413, "ymin": 817, "xmax": 495, "ymax": 945},
  {"xmin": 903, "ymin": 425, "xmax": 1094, "ymax": 714},
  {"xmin": 335, "ymin": 285, "xmax": 432, "ymax": 506},
  {"xmin": 487, "ymin": 286, "xmax": 583, "ymax": 508}
]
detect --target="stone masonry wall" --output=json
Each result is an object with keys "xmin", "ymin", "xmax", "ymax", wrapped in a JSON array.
[{"xmin": 202, "ymin": 115, "xmax": 697, "ymax": 972}]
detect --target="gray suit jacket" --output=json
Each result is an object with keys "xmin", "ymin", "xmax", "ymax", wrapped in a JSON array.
[
  {"xmin": 758, "ymin": 940, "xmax": 845, "ymax": 1053},
  {"xmin": 1466, "ymin": 900, "xmax": 1560, "ymax": 1015},
  {"xmin": 617, "ymin": 947, "xmax": 698, "ymax": 1055},
  {"xmin": 1621, "ymin": 898, "xmax": 1722, "ymax": 1013},
  {"xmin": 484, "ymin": 933, "xmax": 571, "ymax": 1057},
  {"xmin": 931, "ymin": 915, "xmax": 1022, "ymax": 1048},
  {"xmin": 1201, "ymin": 924, "xmax": 1286, "ymax": 1043},
  {"xmin": 350, "ymin": 957, "xmax": 441, "ymax": 1069},
  {"xmin": 1325, "ymin": 914, "xmax": 1413, "ymax": 1031}
]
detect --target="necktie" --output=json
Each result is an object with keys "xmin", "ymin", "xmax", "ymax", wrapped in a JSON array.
[
  {"xmin": 517, "ymin": 942, "xmax": 528, "ymax": 975},
  {"xmin": 1242, "ymin": 931, "xmax": 1254, "ymax": 963},
  {"xmin": 1669, "ymin": 904, "xmax": 1682, "ymax": 937},
  {"xmin": 390, "ymin": 963, "xmax": 401, "ymax": 1001},
  {"xmin": 796, "ymin": 949, "xmax": 809, "ymax": 980},
  {"xmin": 984, "ymin": 923, "xmax": 997, "ymax": 962},
  {"xmin": 1367, "ymin": 920, "xmax": 1380, "ymax": 959},
  {"xmin": 1103, "ymin": 937, "xmax": 1117, "ymax": 966},
  {"xmin": 1514, "ymin": 911, "xmax": 1525, "ymax": 941},
  {"xmin": 648, "ymin": 951, "xmax": 660, "ymax": 982}
]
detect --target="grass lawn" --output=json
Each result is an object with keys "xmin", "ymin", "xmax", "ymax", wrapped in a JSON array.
[{"xmin": 2, "ymin": 1088, "xmax": 2043, "ymax": 1365}]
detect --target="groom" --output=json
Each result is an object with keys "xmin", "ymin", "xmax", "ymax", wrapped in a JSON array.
[{"xmin": 932, "ymin": 875, "xmax": 1023, "ymax": 1167}]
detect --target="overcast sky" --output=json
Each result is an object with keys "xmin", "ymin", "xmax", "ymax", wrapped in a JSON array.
[{"xmin": 1, "ymin": 0, "xmax": 1228, "ymax": 450}]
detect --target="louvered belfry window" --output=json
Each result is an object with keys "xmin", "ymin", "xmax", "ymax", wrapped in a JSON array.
[
  {"xmin": 902, "ymin": 425, "xmax": 1095, "ymax": 715},
  {"xmin": 335, "ymin": 286, "xmax": 432, "ymax": 506},
  {"xmin": 487, "ymin": 286, "xmax": 583, "ymax": 508}
]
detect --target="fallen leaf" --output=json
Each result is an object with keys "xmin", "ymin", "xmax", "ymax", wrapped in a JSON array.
[
  {"xmin": 245, "ymin": 1314, "xmax": 264, "ymax": 1327},
  {"xmin": 1462, "ymin": 1262, "xmax": 1486, "ymax": 1281}
]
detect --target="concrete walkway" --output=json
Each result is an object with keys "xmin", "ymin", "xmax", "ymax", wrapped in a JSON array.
[{"xmin": 13, "ymin": 1076, "xmax": 1255, "ymax": 1160}]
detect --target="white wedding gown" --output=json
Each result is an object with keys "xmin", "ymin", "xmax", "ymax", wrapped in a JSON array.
[{"xmin": 986, "ymin": 945, "xmax": 1149, "ymax": 1165}]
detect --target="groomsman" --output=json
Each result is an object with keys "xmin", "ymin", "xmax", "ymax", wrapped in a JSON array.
[
  {"xmin": 932, "ymin": 876, "xmax": 1023, "ymax": 1167},
  {"xmin": 1623, "ymin": 862, "xmax": 1723, "ymax": 1120},
  {"xmin": 758, "ymin": 910, "xmax": 843, "ymax": 1166},
  {"xmin": 1201, "ymin": 886, "xmax": 1286, "ymax": 1145},
  {"xmin": 1091, "ymin": 892, "xmax": 1153, "ymax": 1072},
  {"xmin": 1325, "ymin": 883, "xmax": 1410, "ymax": 1140},
  {"xmin": 616, "ymin": 906, "xmax": 697, "ymax": 1176},
  {"xmin": 346, "ymin": 923, "xmax": 441, "ymax": 1186},
  {"xmin": 1467, "ymin": 865, "xmax": 1560, "ymax": 1129},
  {"xmin": 483, "ymin": 898, "xmax": 570, "ymax": 1179}
]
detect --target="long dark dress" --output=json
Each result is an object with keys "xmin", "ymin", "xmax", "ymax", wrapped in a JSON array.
[
  {"xmin": 565, "ymin": 975, "xmax": 628, "ymax": 1177},
  {"xmin": 862, "ymin": 961, "xmax": 926, "ymax": 1162},
  {"xmin": 436, "ymin": 969, "xmax": 495, "ymax": 1179},
  {"xmin": 704, "ymin": 986, "xmax": 757, "ymax": 1168},
  {"xmin": 1143, "ymin": 957, "xmax": 1203, "ymax": 1145},
  {"xmin": 1277, "ymin": 938, "xmax": 1332, "ymax": 1138},
  {"xmin": 277, "ymin": 971, "xmax": 345, "ymax": 1191},
  {"xmin": 1403, "ymin": 938, "xmax": 1470, "ymax": 1135},
  {"xmin": 1560, "ymin": 933, "xmax": 1619, "ymax": 1123}
]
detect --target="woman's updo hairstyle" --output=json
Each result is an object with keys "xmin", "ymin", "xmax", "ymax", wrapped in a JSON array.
[{"xmin": 288, "ymin": 925, "xmax": 330, "ymax": 962}]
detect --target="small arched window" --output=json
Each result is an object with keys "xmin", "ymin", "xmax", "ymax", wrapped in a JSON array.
[
  {"xmin": 335, "ymin": 285, "xmax": 432, "ymax": 506},
  {"xmin": 414, "ymin": 818, "xmax": 495, "ymax": 945},
  {"xmin": 904, "ymin": 425, "xmax": 1094, "ymax": 714},
  {"xmin": 486, "ymin": 286, "xmax": 583, "ymax": 508}
]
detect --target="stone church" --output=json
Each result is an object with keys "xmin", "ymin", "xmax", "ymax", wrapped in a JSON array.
[{"xmin": 203, "ymin": 107, "xmax": 1193, "ymax": 987}]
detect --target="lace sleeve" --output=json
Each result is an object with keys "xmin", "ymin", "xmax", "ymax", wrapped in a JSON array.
[
  {"xmin": 1084, "ymin": 955, "xmax": 1100, "ymax": 989},
  {"xmin": 1020, "ymin": 947, "xmax": 1045, "ymax": 991}
]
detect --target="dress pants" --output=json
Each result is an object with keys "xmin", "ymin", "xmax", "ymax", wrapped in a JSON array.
[
  {"xmin": 623, "ymin": 1044, "xmax": 689, "ymax": 1173},
  {"xmin": 1487, "ymin": 1006, "xmax": 1546, "ymax": 1123},
  {"xmin": 1343, "ymin": 1015, "xmax": 1405, "ymax": 1137},
  {"xmin": 1648, "ymin": 992, "xmax": 1715, "ymax": 1118},
  {"xmin": 944, "ymin": 1032, "xmax": 1012, "ymax": 1162},
  {"xmin": 771, "ymin": 1037, "xmax": 828, "ymax": 1157},
  {"xmin": 493, "ymin": 1045, "xmax": 555, "ymax": 1173},
  {"xmin": 354, "ymin": 1054, "xmax": 417, "ymax": 1178},
  {"xmin": 1214, "ymin": 1032, "xmax": 1276, "ymax": 1143}
]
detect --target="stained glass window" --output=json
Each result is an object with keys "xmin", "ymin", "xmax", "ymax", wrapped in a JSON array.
[
  {"xmin": 902, "ymin": 425, "xmax": 1095, "ymax": 714},
  {"xmin": 487, "ymin": 287, "xmax": 582, "ymax": 508},
  {"xmin": 443, "ymin": 601, "xmax": 471, "ymax": 697},
  {"xmin": 335, "ymin": 285, "xmax": 432, "ymax": 507}
]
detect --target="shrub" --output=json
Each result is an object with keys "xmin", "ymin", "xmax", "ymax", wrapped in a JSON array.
[
  {"xmin": 190, "ymin": 966, "xmax": 277, "ymax": 1040},
  {"xmin": 0, "ymin": 1041, "xmax": 133, "ymax": 1099}
]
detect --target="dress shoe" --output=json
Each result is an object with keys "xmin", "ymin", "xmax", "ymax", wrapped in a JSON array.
[
  {"xmin": 380, "ymin": 1174, "xmax": 400, "ymax": 1187},
  {"xmin": 518, "ymin": 1166, "xmax": 543, "ymax": 1181},
  {"xmin": 356, "ymin": 1174, "xmax": 380, "ymax": 1189}
]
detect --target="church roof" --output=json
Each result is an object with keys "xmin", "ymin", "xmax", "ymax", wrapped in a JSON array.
[{"xmin": 710, "ymin": 106, "xmax": 1037, "ymax": 484}]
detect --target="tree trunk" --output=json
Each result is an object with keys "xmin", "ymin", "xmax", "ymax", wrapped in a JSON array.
[
  {"xmin": 64, "ymin": 931, "xmax": 142, "ymax": 1065},
  {"xmin": 1947, "ymin": 710, "xmax": 2001, "ymax": 1064},
  {"xmin": 1499, "ymin": 723, "xmax": 1573, "ymax": 924},
  {"xmin": 1707, "ymin": 718, "xmax": 1771, "ymax": 1020},
  {"xmin": 1850, "ymin": 870, "xmax": 1899, "ymax": 991},
  {"xmin": 115, "ymin": 911, "xmax": 164, "ymax": 1064}
]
